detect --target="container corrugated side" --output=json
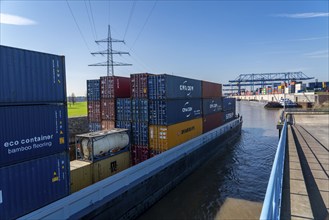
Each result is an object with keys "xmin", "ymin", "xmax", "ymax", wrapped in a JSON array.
[
  {"xmin": 115, "ymin": 121, "xmax": 132, "ymax": 131},
  {"xmin": 148, "ymin": 74, "xmax": 202, "ymax": 99},
  {"xmin": 202, "ymin": 81, "xmax": 222, "ymax": 98},
  {"xmin": 89, "ymin": 122, "xmax": 101, "ymax": 132},
  {"xmin": 101, "ymin": 120, "xmax": 115, "ymax": 130},
  {"xmin": 88, "ymin": 101, "xmax": 101, "ymax": 122},
  {"xmin": 101, "ymin": 98, "xmax": 116, "ymax": 120},
  {"xmin": 202, "ymin": 98, "xmax": 223, "ymax": 116},
  {"xmin": 87, "ymin": 80, "xmax": 100, "ymax": 101},
  {"xmin": 0, "ymin": 105, "xmax": 68, "ymax": 167},
  {"xmin": 149, "ymin": 118, "xmax": 202, "ymax": 154},
  {"xmin": 131, "ymin": 122, "xmax": 149, "ymax": 146},
  {"xmin": 222, "ymin": 97, "xmax": 236, "ymax": 111},
  {"xmin": 131, "ymin": 145, "xmax": 149, "ymax": 165},
  {"xmin": 0, "ymin": 45, "xmax": 66, "ymax": 104},
  {"xmin": 93, "ymin": 151, "xmax": 130, "ymax": 182},
  {"xmin": 70, "ymin": 160, "xmax": 92, "ymax": 193},
  {"xmin": 149, "ymin": 99, "xmax": 202, "ymax": 125},
  {"xmin": 100, "ymin": 76, "xmax": 131, "ymax": 99},
  {"xmin": 132, "ymin": 98, "xmax": 149, "ymax": 122},
  {"xmin": 223, "ymin": 110, "xmax": 235, "ymax": 122},
  {"xmin": 116, "ymin": 98, "xmax": 131, "ymax": 121},
  {"xmin": 0, "ymin": 152, "xmax": 70, "ymax": 220},
  {"xmin": 130, "ymin": 73, "xmax": 152, "ymax": 98},
  {"xmin": 202, "ymin": 112, "xmax": 224, "ymax": 133}
]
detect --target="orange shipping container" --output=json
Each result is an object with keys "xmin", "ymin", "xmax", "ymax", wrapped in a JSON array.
[{"xmin": 149, "ymin": 118, "xmax": 203, "ymax": 153}]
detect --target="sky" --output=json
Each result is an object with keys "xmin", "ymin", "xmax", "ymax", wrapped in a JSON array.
[{"xmin": 0, "ymin": 0, "xmax": 328, "ymax": 96}]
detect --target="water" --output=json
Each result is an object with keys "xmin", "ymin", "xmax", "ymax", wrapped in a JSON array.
[{"xmin": 138, "ymin": 101, "xmax": 281, "ymax": 219}]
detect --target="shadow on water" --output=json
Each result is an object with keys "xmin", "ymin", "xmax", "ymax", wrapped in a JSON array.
[{"xmin": 138, "ymin": 102, "xmax": 280, "ymax": 220}]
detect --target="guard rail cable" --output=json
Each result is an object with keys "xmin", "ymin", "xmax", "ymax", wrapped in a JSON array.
[{"xmin": 260, "ymin": 120, "xmax": 287, "ymax": 220}]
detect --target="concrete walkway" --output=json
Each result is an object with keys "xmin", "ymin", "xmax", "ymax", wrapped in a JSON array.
[{"xmin": 282, "ymin": 114, "xmax": 329, "ymax": 220}]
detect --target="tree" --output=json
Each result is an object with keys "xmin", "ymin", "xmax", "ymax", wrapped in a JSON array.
[{"xmin": 71, "ymin": 93, "xmax": 76, "ymax": 105}]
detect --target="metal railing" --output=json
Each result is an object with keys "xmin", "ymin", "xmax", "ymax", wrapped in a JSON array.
[{"xmin": 260, "ymin": 120, "xmax": 287, "ymax": 220}]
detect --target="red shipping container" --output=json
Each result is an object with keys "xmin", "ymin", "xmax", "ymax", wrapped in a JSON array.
[
  {"xmin": 100, "ymin": 76, "xmax": 131, "ymax": 99},
  {"xmin": 88, "ymin": 101, "xmax": 101, "ymax": 122},
  {"xmin": 131, "ymin": 145, "xmax": 149, "ymax": 165},
  {"xmin": 101, "ymin": 120, "xmax": 115, "ymax": 130},
  {"xmin": 130, "ymin": 73, "xmax": 153, "ymax": 98},
  {"xmin": 202, "ymin": 81, "xmax": 222, "ymax": 98},
  {"xmin": 202, "ymin": 112, "xmax": 224, "ymax": 133},
  {"xmin": 101, "ymin": 98, "xmax": 116, "ymax": 120}
]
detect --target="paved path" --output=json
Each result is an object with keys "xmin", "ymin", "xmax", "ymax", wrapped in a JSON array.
[{"xmin": 282, "ymin": 114, "xmax": 329, "ymax": 219}]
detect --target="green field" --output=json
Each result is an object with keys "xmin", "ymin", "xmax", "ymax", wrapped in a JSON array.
[{"xmin": 67, "ymin": 102, "xmax": 87, "ymax": 117}]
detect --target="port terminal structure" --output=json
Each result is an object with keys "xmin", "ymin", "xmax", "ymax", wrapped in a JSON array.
[{"xmin": 223, "ymin": 72, "xmax": 314, "ymax": 96}]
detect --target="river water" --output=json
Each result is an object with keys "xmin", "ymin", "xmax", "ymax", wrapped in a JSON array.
[{"xmin": 138, "ymin": 101, "xmax": 281, "ymax": 219}]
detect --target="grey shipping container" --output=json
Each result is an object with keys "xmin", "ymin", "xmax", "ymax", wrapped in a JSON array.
[
  {"xmin": 148, "ymin": 74, "xmax": 202, "ymax": 99},
  {"xmin": 0, "ymin": 45, "xmax": 66, "ymax": 104},
  {"xmin": 0, "ymin": 152, "xmax": 70, "ymax": 220},
  {"xmin": 149, "ymin": 99, "xmax": 202, "ymax": 125},
  {"xmin": 202, "ymin": 98, "xmax": 223, "ymax": 115},
  {"xmin": 0, "ymin": 104, "xmax": 68, "ymax": 167}
]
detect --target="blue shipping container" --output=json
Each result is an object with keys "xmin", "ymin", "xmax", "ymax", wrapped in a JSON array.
[
  {"xmin": 116, "ymin": 98, "xmax": 131, "ymax": 121},
  {"xmin": 222, "ymin": 98, "xmax": 236, "ymax": 111},
  {"xmin": 148, "ymin": 74, "xmax": 202, "ymax": 99},
  {"xmin": 89, "ymin": 122, "xmax": 102, "ymax": 132},
  {"xmin": 149, "ymin": 99, "xmax": 202, "ymax": 125},
  {"xmin": 132, "ymin": 122, "xmax": 149, "ymax": 146},
  {"xmin": 223, "ymin": 110, "xmax": 235, "ymax": 122},
  {"xmin": 87, "ymin": 80, "xmax": 100, "ymax": 101},
  {"xmin": 0, "ymin": 45, "xmax": 66, "ymax": 104},
  {"xmin": 116, "ymin": 121, "xmax": 132, "ymax": 132},
  {"xmin": 132, "ymin": 98, "xmax": 149, "ymax": 122},
  {"xmin": 0, "ymin": 152, "xmax": 70, "ymax": 220},
  {"xmin": 202, "ymin": 98, "xmax": 223, "ymax": 116},
  {"xmin": 0, "ymin": 105, "xmax": 68, "ymax": 167}
]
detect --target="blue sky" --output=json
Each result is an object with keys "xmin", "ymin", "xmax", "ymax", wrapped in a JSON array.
[{"xmin": 1, "ymin": 1, "xmax": 328, "ymax": 96}]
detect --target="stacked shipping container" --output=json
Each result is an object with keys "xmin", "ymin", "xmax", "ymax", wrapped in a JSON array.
[
  {"xmin": 148, "ymin": 74, "xmax": 203, "ymax": 156},
  {"xmin": 201, "ymin": 81, "xmax": 224, "ymax": 133},
  {"xmin": 130, "ymin": 73, "xmax": 152, "ymax": 164},
  {"xmin": 87, "ymin": 79, "xmax": 101, "ymax": 131},
  {"xmin": 0, "ymin": 45, "xmax": 69, "ymax": 220},
  {"xmin": 100, "ymin": 76, "xmax": 131, "ymax": 130}
]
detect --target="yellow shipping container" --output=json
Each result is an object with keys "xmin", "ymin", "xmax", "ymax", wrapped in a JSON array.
[
  {"xmin": 149, "ymin": 118, "xmax": 203, "ymax": 153},
  {"xmin": 70, "ymin": 160, "xmax": 92, "ymax": 193},
  {"xmin": 70, "ymin": 151, "xmax": 131, "ymax": 193},
  {"xmin": 93, "ymin": 151, "xmax": 130, "ymax": 182}
]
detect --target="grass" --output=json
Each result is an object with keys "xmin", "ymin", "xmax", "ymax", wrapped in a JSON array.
[{"xmin": 67, "ymin": 101, "xmax": 87, "ymax": 117}]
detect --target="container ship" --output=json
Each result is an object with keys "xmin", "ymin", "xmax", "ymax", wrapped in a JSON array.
[{"xmin": 0, "ymin": 45, "xmax": 242, "ymax": 219}]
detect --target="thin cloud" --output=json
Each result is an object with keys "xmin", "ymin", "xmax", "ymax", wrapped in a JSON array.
[
  {"xmin": 251, "ymin": 36, "xmax": 328, "ymax": 45},
  {"xmin": 0, "ymin": 13, "xmax": 36, "ymax": 25},
  {"xmin": 275, "ymin": 12, "xmax": 329, "ymax": 18},
  {"xmin": 304, "ymin": 50, "xmax": 329, "ymax": 58}
]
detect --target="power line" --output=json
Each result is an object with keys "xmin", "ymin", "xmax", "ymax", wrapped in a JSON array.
[
  {"xmin": 66, "ymin": 0, "xmax": 91, "ymax": 52},
  {"xmin": 88, "ymin": 0, "xmax": 98, "ymax": 40},
  {"xmin": 84, "ymin": 0, "xmax": 96, "ymax": 40},
  {"xmin": 123, "ymin": 1, "xmax": 136, "ymax": 41},
  {"xmin": 130, "ymin": 1, "xmax": 157, "ymax": 51}
]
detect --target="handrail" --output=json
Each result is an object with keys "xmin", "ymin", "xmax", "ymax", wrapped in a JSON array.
[{"xmin": 260, "ymin": 120, "xmax": 287, "ymax": 220}]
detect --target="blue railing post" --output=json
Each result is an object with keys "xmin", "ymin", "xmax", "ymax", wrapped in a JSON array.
[{"xmin": 260, "ymin": 121, "xmax": 287, "ymax": 220}]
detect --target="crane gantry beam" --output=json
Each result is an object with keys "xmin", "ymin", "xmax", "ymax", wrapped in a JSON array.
[{"xmin": 228, "ymin": 71, "xmax": 313, "ymax": 83}]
